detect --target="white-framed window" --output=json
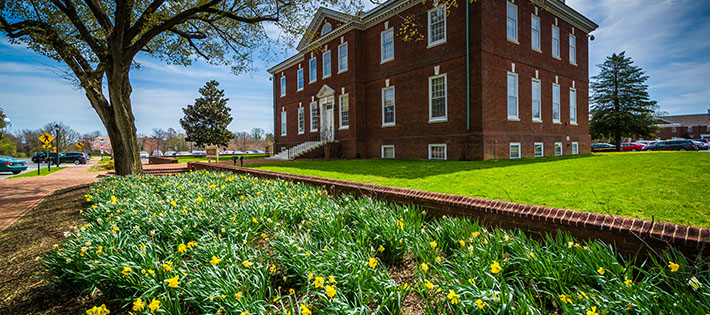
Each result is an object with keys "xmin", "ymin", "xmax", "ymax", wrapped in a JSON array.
[
  {"xmin": 531, "ymin": 14, "xmax": 541, "ymax": 51},
  {"xmin": 322, "ymin": 50, "xmax": 331, "ymax": 78},
  {"xmin": 428, "ymin": 6, "xmax": 446, "ymax": 46},
  {"xmin": 569, "ymin": 34, "xmax": 577, "ymax": 65},
  {"xmin": 309, "ymin": 58, "xmax": 317, "ymax": 83},
  {"xmin": 507, "ymin": 72, "xmax": 519, "ymax": 120},
  {"xmin": 297, "ymin": 107, "xmax": 305, "ymax": 134},
  {"xmin": 570, "ymin": 88, "xmax": 577, "ymax": 125},
  {"xmin": 382, "ymin": 86, "xmax": 395, "ymax": 126},
  {"xmin": 532, "ymin": 78, "xmax": 541, "ymax": 121},
  {"xmin": 280, "ymin": 76, "xmax": 286, "ymax": 97},
  {"xmin": 339, "ymin": 94, "xmax": 349, "ymax": 129},
  {"xmin": 428, "ymin": 144, "xmax": 447, "ymax": 160},
  {"xmin": 381, "ymin": 28, "xmax": 394, "ymax": 63},
  {"xmin": 338, "ymin": 42, "xmax": 348, "ymax": 73},
  {"xmin": 381, "ymin": 145, "xmax": 395, "ymax": 159},
  {"xmin": 689, "ymin": 126, "xmax": 693, "ymax": 133},
  {"xmin": 554, "ymin": 142, "xmax": 563, "ymax": 156},
  {"xmin": 672, "ymin": 127, "xmax": 677, "ymax": 133},
  {"xmin": 280, "ymin": 111, "xmax": 287, "ymax": 136},
  {"xmin": 571, "ymin": 142, "xmax": 579, "ymax": 154},
  {"xmin": 506, "ymin": 1, "xmax": 518, "ymax": 43},
  {"xmin": 297, "ymin": 69, "xmax": 304, "ymax": 91},
  {"xmin": 534, "ymin": 142, "xmax": 544, "ymax": 157},
  {"xmin": 310, "ymin": 102, "xmax": 319, "ymax": 132},
  {"xmin": 510, "ymin": 142, "xmax": 521, "ymax": 159},
  {"xmin": 321, "ymin": 22, "xmax": 332, "ymax": 36},
  {"xmin": 429, "ymin": 74, "xmax": 447, "ymax": 122},
  {"xmin": 551, "ymin": 25, "xmax": 560, "ymax": 59},
  {"xmin": 552, "ymin": 83, "xmax": 561, "ymax": 123}
]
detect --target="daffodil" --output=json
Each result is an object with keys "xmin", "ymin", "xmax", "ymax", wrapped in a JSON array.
[
  {"xmin": 490, "ymin": 261, "xmax": 502, "ymax": 274},
  {"xmin": 325, "ymin": 285, "xmax": 337, "ymax": 298},
  {"xmin": 378, "ymin": 245, "xmax": 385, "ymax": 252},
  {"xmin": 447, "ymin": 290, "xmax": 460, "ymax": 304},
  {"xmin": 625, "ymin": 279, "xmax": 633, "ymax": 287},
  {"xmin": 148, "ymin": 299, "xmax": 160, "ymax": 312},
  {"xmin": 132, "ymin": 298, "xmax": 145, "ymax": 311},
  {"xmin": 368, "ymin": 257, "xmax": 377, "ymax": 268},
  {"xmin": 243, "ymin": 260, "xmax": 251, "ymax": 268},
  {"xmin": 122, "ymin": 266, "xmax": 132, "ymax": 276},
  {"xmin": 559, "ymin": 294, "xmax": 573, "ymax": 304},
  {"xmin": 421, "ymin": 263, "xmax": 429, "ymax": 272},
  {"xmin": 166, "ymin": 275, "xmax": 179, "ymax": 287},
  {"xmin": 86, "ymin": 304, "xmax": 110, "ymax": 315},
  {"xmin": 475, "ymin": 299, "xmax": 486, "ymax": 309},
  {"xmin": 314, "ymin": 276, "xmax": 324, "ymax": 288},
  {"xmin": 424, "ymin": 280, "xmax": 434, "ymax": 290},
  {"xmin": 187, "ymin": 241, "xmax": 197, "ymax": 248},
  {"xmin": 300, "ymin": 304, "xmax": 312, "ymax": 315},
  {"xmin": 211, "ymin": 256, "xmax": 222, "ymax": 265},
  {"xmin": 586, "ymin": 306, "xmax": 599, "ymax": 315},
  {"xmin": 668, "ymin": 261, "xmax": 680, "ymax": 272},
  {"xmin": 328, "ymin": 275, "xmax": 335, "ymax": 283},
  {"xmin": 597, "ymin": 267, "xmax": 605, "ymax": 275},
  {"xmin": 430, "ymin": 241, "xmax": 437, "ymax": 249},
  {"xmin": 178, "ymin": 243, "xmax": 187, "ymax": 254}
]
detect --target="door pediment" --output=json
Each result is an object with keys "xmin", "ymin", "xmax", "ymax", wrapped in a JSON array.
[{"xmin": 316, "ymin": 85, "xmax": 335, "ymax": 99}]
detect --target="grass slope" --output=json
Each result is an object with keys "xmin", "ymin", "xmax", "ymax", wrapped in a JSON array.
[
  {"xmin": 176, "ymin": 154, "xmax": 269, "ymax": 164},
  {"xmin": 249, "ymin": 152, "xmax": 710, "ymax": 227},
  {"xmin": 9, "ymin": 167, "xmax": 66, "ymax": 178}
]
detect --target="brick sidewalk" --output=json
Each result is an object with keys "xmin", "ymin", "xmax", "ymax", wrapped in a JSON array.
[{"xmin": 0, "ymin": 166, "xmax": 100, "ymax": 233}]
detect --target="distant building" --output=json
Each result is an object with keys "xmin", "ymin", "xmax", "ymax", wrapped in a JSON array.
[
  {"xmin": 656, "ymin": 113, "xmax": 710, "ymax": 140},
  {"xmin": 268, "ymin": 0, "xmax": 598, "ymax": 160}
]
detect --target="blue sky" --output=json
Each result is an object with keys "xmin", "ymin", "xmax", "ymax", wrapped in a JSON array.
[{"xmin": 1, "ymin": 0, "xmax": 709, "ymax": 136}]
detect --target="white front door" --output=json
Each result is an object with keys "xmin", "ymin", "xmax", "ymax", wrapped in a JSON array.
[{"xmin": 321, "ymin": 102, "xmax": 334, "ymax": 142}]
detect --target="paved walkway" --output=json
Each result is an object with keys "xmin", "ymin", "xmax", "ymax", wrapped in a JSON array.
[{"xmin": 0, "ymin": 165, "xmax": 100, "ymax": 233}]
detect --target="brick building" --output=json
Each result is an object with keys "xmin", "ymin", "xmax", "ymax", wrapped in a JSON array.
[
  {"xmin": 268, "ymin": 0, "xmax": 597, "ymax": 160},
  {"xmin": 656, "ymin": 113, "xmax": 710, "ymax": 140}
]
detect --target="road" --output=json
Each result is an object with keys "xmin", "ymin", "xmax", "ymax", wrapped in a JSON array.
[{"xmin": 0, "ymin": 158, "xmax": 90, "ymax": 179}]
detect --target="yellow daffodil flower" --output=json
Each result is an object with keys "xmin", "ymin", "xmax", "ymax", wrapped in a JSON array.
[
  {"xmin": 148, "ymin": 299, "xmax": 160, "ymax": 312},
  {"xmin": 378, "ymin": 245, "xmax": 385, "ymax": 252},
  {"xmin": 121, "ymin": 266, "xmax": 132, "ymax": 276},
  {"xmin": 421, "ymin": 263, "xmax": 429, "ymax": 272},
  {"xmin": 447, "ymin": 290, "xmax": 460, "ymax": 304},
  {"xmin": 597, "ymin": 267, "xmax": 605, "ymax": 275},
  {"xmin": 430, "ymin": 241, "xmax": 437, "ymax": 249},
  {"xmin": 86, "ymin": 304, "xmax": 110, "ymax": 315},
  {"xmin": 490, "ymin": 261, "xmax": 502, "ymax": 274},
  {"xmin": 668, "ymin": 261, "xmax": 680, "ymax": 272},
  {"xmin": 166, "ymin": 275, "xmax": 179, "ymax": 288},
  {"xmin": 314, "ymin": 276, "xmax": 324, "ymax": 288},
  {"xmin": 300, "ymin": 304, "xmax": 311, "ymax": 315},
  {"xmin": 132, "ymin": 298, "xmax": 145, "ymax": 311},
  {"xmin": 368, "ymin": 257, "xmax": 377, "ymax": 268},
  {"xmin": 625, "ymin": 279, "xmax": 633, "ymax": 287},
  {"xmin": 475, "ymin": 299, "xmax": 486, "ymax": 309},
  {"xmin": 178, "ymin": 244, "xmax": 187, "ymax": 254},
  {"xmin": 586, "ymin": 306, "xmax": 599, "ymax": 315},
  {"xmin": 425, "ymin": 280, "xmax": 434, "ymax": 290},
  {"xmin": 325, "ymin": 285, "xmax": 337, "ymax": 298},
  {"xmin": 211, "ymin": 256, "xmax": 222, "ymax": 265}
]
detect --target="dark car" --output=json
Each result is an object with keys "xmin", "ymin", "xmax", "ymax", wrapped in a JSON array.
[
  {"xmin": 643, "ymin": 139, "xmax": 698, "ymax": 151},
  {"xmin": 31, "ymin": 151, "xmax": 47, "ymax": 163},
  {"xmin": 591, "ymin": 143, "xmax": 616, "ymax": 152},
  {"xmin": 47, "ymin": 152, "xmax": 90, "ymax": 165},
  {"xmin": 693, "ymin": 139, "xmax": 709, "ymax": 150}
]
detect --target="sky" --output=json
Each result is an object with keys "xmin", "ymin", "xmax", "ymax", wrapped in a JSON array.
[{"xmin": 1, "ymin": 0, "xmax": 709, "ymax": 136}]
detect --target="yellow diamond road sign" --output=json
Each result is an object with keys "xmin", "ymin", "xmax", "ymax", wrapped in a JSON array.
[
  {"xmin": 42, "ymin": 143, "xmax": 52, "ymax": 149},
  {"xmin": 76, "ymin": 142, "xmax": 84, "ymax": 148},
  {"xmin": 38, "ymin": 132, "xmax": 55, "ymax": 144}
]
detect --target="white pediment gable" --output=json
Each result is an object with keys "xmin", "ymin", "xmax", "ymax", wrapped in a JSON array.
[
  {"xmin": 296, "ymin": 8, "xmax": 352, "ymax": 51},
  {"xmin": 316, "ymin": 85, "xmax": 335, "ymax": 98}
]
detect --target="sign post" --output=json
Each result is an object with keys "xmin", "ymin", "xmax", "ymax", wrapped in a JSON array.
[
  {"xmin": 38, "ymin": 133, "xmax": 54, "ymax": 172},
  {"xmin": 205, "ymin": 146, "xmax": 219, "ymax": 164},
  {"xmin": 76, "ymin": 141, "xmax": 84, "ymax": 151},
  {"xmin": 100, "ymin": 138, "xmax": 104, "ymax": 160}
]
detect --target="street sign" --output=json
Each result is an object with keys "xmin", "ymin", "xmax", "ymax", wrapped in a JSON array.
[
  {"xmin": 52, "ymin": 146, "xmax": 57, "ymax": 152},
  {"xmin": 99, "ymin": 138, "xmax": 104, "ymax": 144},
  {"xmin": 100, "ymin": 144, "xmax": 104, "ymax": 155},
  {"xmin": 38, "ymin": 132, "xmax": 55, "ymax": 144},
  {"xmin": 76, "ymin": 142, "xmax": 84, "ymax": 149},
  {"xmin": 42, "ymin": 143, "xmax": 52, "ymax": 149}
]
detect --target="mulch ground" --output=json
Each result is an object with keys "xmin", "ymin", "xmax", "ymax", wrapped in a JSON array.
[{"xmin": 0, "ymin": 186, "xmax": 119, "ymax": 315}]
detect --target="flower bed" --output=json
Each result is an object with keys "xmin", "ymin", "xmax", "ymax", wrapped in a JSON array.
[{"xmin": 45, "ymin": 171, "xmax": 709, "ymax": 314}]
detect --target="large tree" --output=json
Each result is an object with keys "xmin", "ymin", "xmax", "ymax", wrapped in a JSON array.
[
  {"xmin": 1, "ymin": 0, "xmax": 362, "ymax": 175},
  {"xmin": 590, "ymin": 52, "xmax": 658, "ymax": 149},
  {"xmin": 180, "ymin": 80, "xmax": 234, "ymax": 148}
]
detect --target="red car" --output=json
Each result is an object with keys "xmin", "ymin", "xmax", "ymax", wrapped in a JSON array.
[{"xmin": 621, "ymin": 143, "xmax": 645, "ymax": 152}]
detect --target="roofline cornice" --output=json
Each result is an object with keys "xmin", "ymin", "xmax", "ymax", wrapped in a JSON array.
[{"xmin": 534, "ymin": 0, "xmax": 598, "ymax": 34}]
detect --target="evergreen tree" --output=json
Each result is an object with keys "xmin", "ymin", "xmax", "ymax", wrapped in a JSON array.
[
  {"xmin": 590, "ymin": 52, "xmax": 658, "ymax": 149},
  {"xmin": 180, "ymin": 81, "xmax": 234, "ymax": 148}
]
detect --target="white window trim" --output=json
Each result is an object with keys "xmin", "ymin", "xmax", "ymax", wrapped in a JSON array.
[
  {"xmin": 309, "ymin": 58, "xmax": 317, "ymax": 83},
  {"xmin": 381, "ymin": 28, "xmax": 394, "ymax": 64},
  {"xmin": 569, "ymin": 87, "xmax": 578, "ymax": 125},
  {"xmin": 297, "ymin": 69, "xmax": 304, "ymax": 91},
  {"xmin": 509, "ymin": 142, "xmax": 521, "ymax": 159},
  {"xmin": 427, "ymin": 6, "xmax": 447, "ymax": 48},
  {"xmin": 297, "ymin": 107, "xmax": 305, "ymax": 134},
  {"xmin": 507, "ymin": 71, "xmax": 519, "ymax": 121},
  {"xmin": 337, "ymin": 42, "xmax": 348, "ymax": 74},
  {"xmin": 506, "ymin": 1, "xmax": 519, "ymax": 44},
  {"xmin": 554, "ymin": 142, "xmax": 563, "ymax": 156},
  {"xmin": 429, "ymin": 74, "xmax": 448, "ymax": 122},
  {"xmin": 280, "ymin": 111, "xmax": 287, "ymax": 136},
  {"xmin": 569, "ymin": 33, "xmax": 577, "ymax": 66},
  {"xmin": 534, "ymin": 142, "xmax": 544, "ymax": 157},
  {"xmin": 381, "ymin": 145, "xmax": 395, "ymax": 159},
  {"xmin": 531, "ymin": 14, "xmax": 541, "ymax": 52},
  {"xmin": 428, "ymin": 143, "xmax": 447, "ymax": 160},
  {"xmin": 552, "ymin": 83, "xmax": 561, "ymax": 124},
  {"xmin": 339, "ymin": 94, "xmax": 349, "ymax": 130},
  {"xmin": 571, "ymin": 142, "xmax": 579, "ymax": 154},
  {"xmin": 322, "ymin": 50, "xmax": 331, "ymax": 79},
  {"xmin": 280, "ymin": 76, "xmax": 286, "ymax": 97},
  {"xmin": 310, "ymin": 102, "xmax": 319, "ymax": 132},
  {"xmin": 382, "ymin": 86, "xmax": 396, "ymax": 127},
  {"xmin": 551, "ymin": 25, "xmax": 561, "ymax": 60},
  {"xmin": 531, "ymin": 78, "xmax": 542, "ymax": 122}
]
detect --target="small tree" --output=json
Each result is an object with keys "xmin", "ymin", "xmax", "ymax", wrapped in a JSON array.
[
  {"xmin": 180, "ymin": 81, "xmax": 234, "ymax": 148},
  {"xmin": 590, "ymin": 52, "xmax": 658, "ymax": 149}
]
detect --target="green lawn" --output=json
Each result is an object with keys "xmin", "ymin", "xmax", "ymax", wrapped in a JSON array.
[
  {"xmin": 9, "ymin": 167, "xmax": 66, "ymax": 178},
  {"xmin": 176, "ymin": 154, "xmax": 269, "ymax": 164},
  {"xmin": 249, "ymin": 152, "xmax": 710, "ymax": 227}
]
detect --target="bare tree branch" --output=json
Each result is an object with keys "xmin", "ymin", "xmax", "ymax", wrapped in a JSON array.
[
  {"xmin": 81, "ymin": 0, "xmax": 113, "ymax": 33},
  {"xmin": 50, "ymin": 0, "xmax": 106, "ymax": 60}
]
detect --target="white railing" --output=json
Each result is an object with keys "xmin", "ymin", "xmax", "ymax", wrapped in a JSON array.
[{"xmin": 269, "ymin": 140, "xmax": 327, "ymax": 160}]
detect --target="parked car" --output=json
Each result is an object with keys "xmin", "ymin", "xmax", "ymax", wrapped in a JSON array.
[
  {"xmin": 151, "ymin": 150, "xmax": 163, "ymax": 156},
  {"xmin": 591, "ymin": 143, "xmax": 616, "ymax": 152},
  {"xmin": 191, "ymin": 151, "xmax": 206, "ymax": 156},
  {"xmin": 46, "ymin": 152, "xmax": 90, "ymax": 165},
  {"xmin": 31, "ymin": 151, "xmax": 47, "ymax": 163},
  {"xmin": 164, "ymin": 151, "xmax": 177, "ymax": 156},
  {"xmin": 643, "ymin": 139, "xmax": 699, "ymax": 151},
  {"xmin": 0, "ymin": 156, "xmax": 28, "ymax": 174},
  {"xmin": 691, "ymin": 140, "xmax": 708, "ymax": 150},
  {"xmin": 234, "ymin": 151, "xmax": 244, "ymax": 154},
  {"xmin": 253, "ymin": 149, "xmax": 265, "ymax": 154},
  {"xmin": 621, "ymin": 143, "xmax": 645, "ymax": 152},
  {"xmin": 139, "ymin": 151, "xmax": 149, "ymax": 159},
  {"xmin": 177, "ymin": 151, "xmax": 192, "ymax": 156}
]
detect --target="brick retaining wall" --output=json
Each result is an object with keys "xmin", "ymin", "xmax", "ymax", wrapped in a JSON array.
[{"xmin": 188, "ymin": 161, "xmax": 709, "ymax": 257}]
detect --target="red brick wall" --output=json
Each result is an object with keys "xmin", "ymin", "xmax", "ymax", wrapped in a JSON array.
[{"xmin": 658, "ymin": 125, "xmax": 710, "ymax": 139}]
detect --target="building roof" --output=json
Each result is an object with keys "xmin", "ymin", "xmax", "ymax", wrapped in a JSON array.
[{"xmin": 657, "ymin": 114, "xmax": 710, "ymax": 126}]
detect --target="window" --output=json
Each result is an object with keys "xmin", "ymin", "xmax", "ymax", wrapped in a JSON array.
[
  {"xmin": 280, "ymin": 76, "xmax": 286, "ymax": 97},
  {"xmin": 428, "ymin": 6, "xmax": 446, "ymax": 46},
  {"xmin": 534, "ymin": 142, "xmax": 544, "ymax": 157},
  {"xmin": 510, "ymin": 142, "xmax": 521, "ymax": 159},
  {"xmin": 570, "ymin": 88, "xmax": 577, "ymax": 124},
  {"xmin": 672, "ymin": 127, "xmax": 676, "ymax": 133},
  {"xmin": 309, "ymin": 58, "xmax": 317, "ymax": 83},
  {"xmin": 428, "ymin": 144, "xmax": 447, "ymax": 160},
  {"xmin": 571, "ymin": 142, "xmax": 579, "ymax": 154},
  {"xmin": 381, "ymin": 28, "xmax": 394, "ymax": 62},
  {"xmin": 688, "ymin": 126, "xmax": 693, "ymax": 133},
  {"xmin": 507, "ymin": 72, "xmax": 518, "ymax": 120},
  {"xmin": 339, "ymin": 94, "xmax": 349, "ymax": 129},
  {"xmin": 321, "ymin": 22, "xmax": 332, "ymax": 36},
  {"xmin": 297, "ymin": 69, "xmax": 304, "ymax": 91},
  {"xmin": 552, "ymin": 83, "xmax": 561, "ymax": 123},
  {"xmin": 322, "ymin": 50, "xmax": 331, "ymax": 78},
  {"xmin": 531, "ymin": 14, "xmax": 540, "ymax": 51},
  {"xmin": 532, "ymin": 79, "xmax": 541, "ymax": 121},
  {"xmin": 382, "ymin": 86, "xmax": 395, "ymax": 126},
  {"xmin": 298, "ymin": 107, "xmax": 305, "ymax": 134},
  {"xmin": 280, "ymin": 111, "xmax": 287, "ymax": 136},
  {"xmin": 554, "ymin": 142, "xmax": 563, "ymax": 156},
  {"xmin": 310, "ymin": 102, "xmax": 319, "ymax": 132},
  {"xmin": 381, "ymin": 145, "xmax": 395, "ymax": 159},
  {"xmin": 429, "ymin": 74, "xmax": 447, "ymax": 121},
  {"xmin": 551, "ymin": 25, "xmax": 560, "ymax": 58},
  {"xmin": 338, "ymin": 43, "xmax": 348, "ymax": 73},
  {"xmin": 569, "ymin": 34, "xmax": 576, "ymax": 64},
  {"xmin": 506, "ymin": 1, "xmax": 518, "ymax": 42}
]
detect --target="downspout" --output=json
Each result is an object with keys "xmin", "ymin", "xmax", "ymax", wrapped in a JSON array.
[{"xmin": 466, "ymin": 0, "xmax": 470, "ymax": 131}]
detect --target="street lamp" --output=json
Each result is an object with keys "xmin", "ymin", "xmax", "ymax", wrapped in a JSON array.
[{"xmin": 54, "ymin": 123, "xmax": 60, "ymax": 166}]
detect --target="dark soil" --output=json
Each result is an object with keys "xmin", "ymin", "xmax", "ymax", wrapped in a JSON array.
[{"xmin": 388, "ymin": 253, "xmax": 425, "ymax": 315}]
